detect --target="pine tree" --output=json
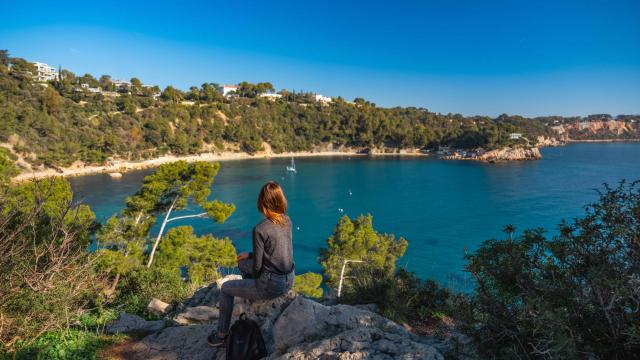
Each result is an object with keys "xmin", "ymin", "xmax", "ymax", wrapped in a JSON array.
[{"xmin": 319, "ymin": 214, "xmax": 408, "ymax": 291}]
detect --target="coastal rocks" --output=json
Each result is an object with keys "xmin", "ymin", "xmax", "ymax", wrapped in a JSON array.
[
  {"xmin": 105, "ymin": 312, "xmax": 168, "ymax": 335},
  {"xmin": 535, "ymin": 136, "xmax": 565, "ymax": 147},
  {"xmin": 147, "ymin": 298, "xmax": 172, "ymax": 316},
  {"xmin": 216, "ymin": 273, "xmax": 242, "ymax": 288},
  {"xmin": 105, "ymin": 275, "xmax": 445, "ymax": 359},
  {"xmin": 108, "ymin": 172, "xmax": 123, "ymax": 178},
  {"xmin": 271, "ymin": 297, "xmax": 414, "ymax": 354},
  {"xmin": 114, "ymin": 324, "xmax": 217, "ymax": 360},
  {"xmin": 174, "ymin": 306, "xmax": 219, "ymax": 325},
  {"xmin": 232, "ymin": 290, "xmax": 299, "ymax": 353},
  {"xmin": 269, "ymin": 327, "xmax": 443, "ymax": 360},
  {"xmin": 359, "ymin": 147, "xmax": 424, "ymax": 155},
  {"xmin": 476, "ymin": 147, "xmax": 542, "ymax": 162}
]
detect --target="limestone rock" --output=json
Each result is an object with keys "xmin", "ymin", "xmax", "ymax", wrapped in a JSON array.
[
  {"xmin": 174, "ymin": 305, "xmax": 219, "ymax": 325},
  {"xmin": 232, "ymin": 290, "xmax": 298, "ymax": 354},
  {"xmin": 269, "ymin": 327, "xmax": 443, "ymax": 360},
  {"xmin": 106, "ymin": 312, "xmax": 167, "ymax": 335},
  {"xmin": 353, "ymin": 303, "xmax": 379, "ymax": 313},
  {"xmin": 148, "ymin": 298, "xmax": 172, "ymax": 316},
  {"xmin": 175, "ymin": 282, "xmax": 220, "ymax": 313},
  {"xmin": 272, "ymin": 297, "xmax": 408, "ymax": 353},
  {"xmin": 216, "ymin": 274, "xmax": 242, "ymax": 289},
  {"xmin": 115, "ymin": 324, "xmax": 218, "ymax": 360},
  {"xmin": 477, "ymin": 147, "xmax": 542, "ymax": 161}
]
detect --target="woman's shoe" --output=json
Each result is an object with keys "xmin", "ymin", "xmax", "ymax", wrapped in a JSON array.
[{"xmin": 207, "ymin": 331, "xmax": 226, "ymax": 347}]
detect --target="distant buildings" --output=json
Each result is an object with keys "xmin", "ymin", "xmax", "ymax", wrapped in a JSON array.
[
  {"xmin": 314, "ymin": 94, "xmax": 332, "ymax": 103},
  {"xmin": 111, "ymin": 79, "xmax": 131, "ymax": 92},
  {"xmin": 258, "ymin": 93, "xmax": 283, "ymax": 100},
  {"xmin": 216, "ymin": 84, "xmax": 240, "ymax": 97},
  {"xmin": 33, "ymin": 62, "xmax": 58, "ymax": 82},
  {"xmin": 80, "ymin": 83, "xmax": 100, "ymax": 93},
  {"xmin": 509, "ymin": 133, "xmax": 522, "ymax": 140}
]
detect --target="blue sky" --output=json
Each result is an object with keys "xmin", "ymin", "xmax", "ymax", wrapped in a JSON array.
[{"xmin": 1, "ymin": 0, "xmax": 639, "ymax": 117}]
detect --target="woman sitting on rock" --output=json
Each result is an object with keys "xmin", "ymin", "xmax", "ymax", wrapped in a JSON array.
[{"xmin": 208, "ymin": 181, "xmax": 295, "ymax": 347}]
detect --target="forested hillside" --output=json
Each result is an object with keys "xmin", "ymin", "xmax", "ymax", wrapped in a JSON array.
[{"xmin": 1, "ymin": 50, "xmax": 637, "ymax": 174}]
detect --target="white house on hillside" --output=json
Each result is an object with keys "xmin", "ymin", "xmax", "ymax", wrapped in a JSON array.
[
  {"xmin": 216, "ymin": 84, "xmax": 240, "ymax": 97},
  {"xmin": 314, "ymin": 94, "xmax": 332, "ymax": 103},
  {"xmin": 509, "ymin": 133, "xmax": 522, "ymax": 140},
  {"xmin": 33, "ymin": 62, "xmax": 58, "ymax": 82},
  {"xmin": 259, "ymin": 93, "xmax": 283, "ymax": 100},
  {"xmin": 111, "ymin": 79, "xmax": 131, "ymax": 91}
]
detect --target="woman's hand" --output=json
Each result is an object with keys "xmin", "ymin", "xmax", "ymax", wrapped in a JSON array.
[{"xmin": 237, "ymin": 252, "xmax": 250, "ymax": 261}]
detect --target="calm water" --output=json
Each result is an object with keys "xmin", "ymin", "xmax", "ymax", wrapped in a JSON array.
[{"xmin": 70, "ymin": 143, "xmax": 640, "ymax": 288}]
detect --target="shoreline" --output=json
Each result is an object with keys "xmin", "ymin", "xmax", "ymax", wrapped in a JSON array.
[
  {"xmin": 11, "ymin": 139, "xmax": 640, "ymax": 183},
  {"xmin": 567, "ymin": 139, "xmax": 640, "ymax": 143},
  {"xmin": 11, "ymin": 149, "xmax": 427, "ymax": 183}
]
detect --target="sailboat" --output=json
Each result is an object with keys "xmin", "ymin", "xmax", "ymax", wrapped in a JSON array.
[{"xmin": 286, "ymin": 157, "xmax": 296, "ymax": 173}]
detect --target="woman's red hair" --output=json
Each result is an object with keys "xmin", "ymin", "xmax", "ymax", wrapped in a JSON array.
[{"xmin": 257, "ymin": 181, "xmax": 288, "ymax": 226}]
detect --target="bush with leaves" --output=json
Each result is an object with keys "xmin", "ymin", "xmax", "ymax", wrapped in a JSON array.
[
  {"xmin": 340, "ymin": 267, "xmax": 464, "ymax": 325},
  {"xmin": 155, "ymin": 226, "xmax": 237, "ymax": 286},
  {"xmin": 0, "ymin": 178, "xmax": 103, "ymax": 352},
  {"xmin": 293, "ymin": 272, "xmax": 324, "ymax": 299},
  {"xmin": 112, "ymin": 266, "xmax": 191, "ymax": 316},
  {"xmin": 465, "ymin": 180, "xmax": 640, "ymax": 359}
]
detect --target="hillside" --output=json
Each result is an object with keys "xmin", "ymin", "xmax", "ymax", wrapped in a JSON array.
[{"xmin": 0, "ymin": 52, "xmax": 568, "ymax": 175}]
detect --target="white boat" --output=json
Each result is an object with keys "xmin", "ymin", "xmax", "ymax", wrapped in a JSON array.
[{"xmin": 286, "ymin": 157, "xmax": 296, "ymax": 173}]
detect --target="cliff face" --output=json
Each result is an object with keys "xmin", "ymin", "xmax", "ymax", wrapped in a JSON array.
[
  {"xmin": 552, "ymin": 120, "xmax": 640, "ymax": 140},
  {"xmin": 104, "ymin": 275, "xmax": 466, "ymax": 359},
  {"xmin": 476, "ymin": 147, "xmax": 542, "ymax": 162},
  {"xmin": 535, "ymin": 136, "xmax": 565, "ymax": 147}
]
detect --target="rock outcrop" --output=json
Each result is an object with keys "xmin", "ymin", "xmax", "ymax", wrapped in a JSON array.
[
  {"xmin": 106, "ymin": 313, "xmax": 168, "ymax": 335},
  {"xmin": 477, "ymin": 146, "xmax": 542, "ymax": 162},
  {"xmin": 106, "ymin": 276, "xmax": 446, "ymax": 359},
  {"xmin": 535, "ymin": 136, "xmax": 565, "ymax": 147}
]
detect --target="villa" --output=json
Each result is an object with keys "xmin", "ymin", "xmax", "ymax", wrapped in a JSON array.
[
  {"xmin": 258, "ymin": 93, "xmax": 283, "ymax": 100},
  {"xmin": 314, "ymin": 94, "xmax": 332, "ymax": 103},
  {"xmin": 216, "ymin": 84, "xmax": 240, "ymax": 97},
  {"xmin": 33, "ymin": 61, "xmax": 58, "ymax": 82},
  {"xmin": 510, "ymin": 133, "xmax": 522, "ymax": 140},
  {"xmin": 111, "ymin": 79, "xmax": 131, "ymax": 92}
]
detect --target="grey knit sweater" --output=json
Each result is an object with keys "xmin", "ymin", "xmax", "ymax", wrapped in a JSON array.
[{"xmin": 250, "ymin": 216, "xmax": 294, "ymax": 276}]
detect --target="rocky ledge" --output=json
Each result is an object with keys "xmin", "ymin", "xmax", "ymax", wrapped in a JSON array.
[
  {"xmin": 104, "ymin": 275, "xmax": 467, "ymax": 360},
  {"xmin": 476, "ymin": 146, "xmax": 542, "ymax": 162}
]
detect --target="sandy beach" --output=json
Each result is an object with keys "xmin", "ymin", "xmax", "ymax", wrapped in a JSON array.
[{"xmin": 11, "ymin": 148, "xmax": 427, "ymax": 183}]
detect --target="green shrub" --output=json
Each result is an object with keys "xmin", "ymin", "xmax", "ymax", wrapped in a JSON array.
[
  {"xmin": 0, "ymin": 178, "xmax": 102, "ymax": 350},
  {"xmin": 5, "ymin": 329, "xmax": 123, "ymax": 360},
  {"xmin": 113, "ymin": 266, "xmax": 191, "ymax": 316},
  {"xmin": 294, "ymin": 272, "xmax": 324, "ymax": 298},
  {"xmin": 341, "ymin": 267, "xmax": 464, "ymax": 324},
  {"xmin": 466, "ymin": 181, "xmax": 640, "ymax": 359}
]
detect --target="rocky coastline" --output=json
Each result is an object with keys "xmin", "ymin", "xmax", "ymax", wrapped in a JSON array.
[{"xmin": 102, "ymin": 275, "xmax": 474, "ymax": 359}]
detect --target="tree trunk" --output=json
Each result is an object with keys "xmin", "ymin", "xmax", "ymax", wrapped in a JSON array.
[
  {"xmin": 106, "ymin": 273, "xmax": 121, "ymax": 296},
  {"xmin": 146, "ymin": 198, "xmax": 177, "ymax": 268},
  {"xmin": 108, "ymin": 211, "xmax": 143, "ymax": 291}
]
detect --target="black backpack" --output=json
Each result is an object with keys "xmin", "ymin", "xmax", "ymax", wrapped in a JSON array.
[{"xmin": 225, "ymin": 313, "xmax": 267, "ymax": 360}]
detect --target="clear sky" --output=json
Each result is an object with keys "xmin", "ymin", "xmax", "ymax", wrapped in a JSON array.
[{"xmin": 1, "ymin": 0, "xmax": 639, "ymax": 117}]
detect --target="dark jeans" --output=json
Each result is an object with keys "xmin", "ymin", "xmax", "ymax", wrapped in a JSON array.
[{"xmin": 216, "ymin": 258, "xmax": 294, "ymax": 335}]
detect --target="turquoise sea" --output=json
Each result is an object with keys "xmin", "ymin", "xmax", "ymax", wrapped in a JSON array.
[{"xmin": 70, "ymin": 143, "xmax": 640, "ymax": 288}]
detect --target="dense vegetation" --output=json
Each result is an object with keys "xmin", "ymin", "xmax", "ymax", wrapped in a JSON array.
[
  {"xmin": 7, "ymin": 50, "xmax": 631, "ymax": 174},
  {"xmin": 330, "ymin": 182, "xmax": 640, "ymax": 359}
]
